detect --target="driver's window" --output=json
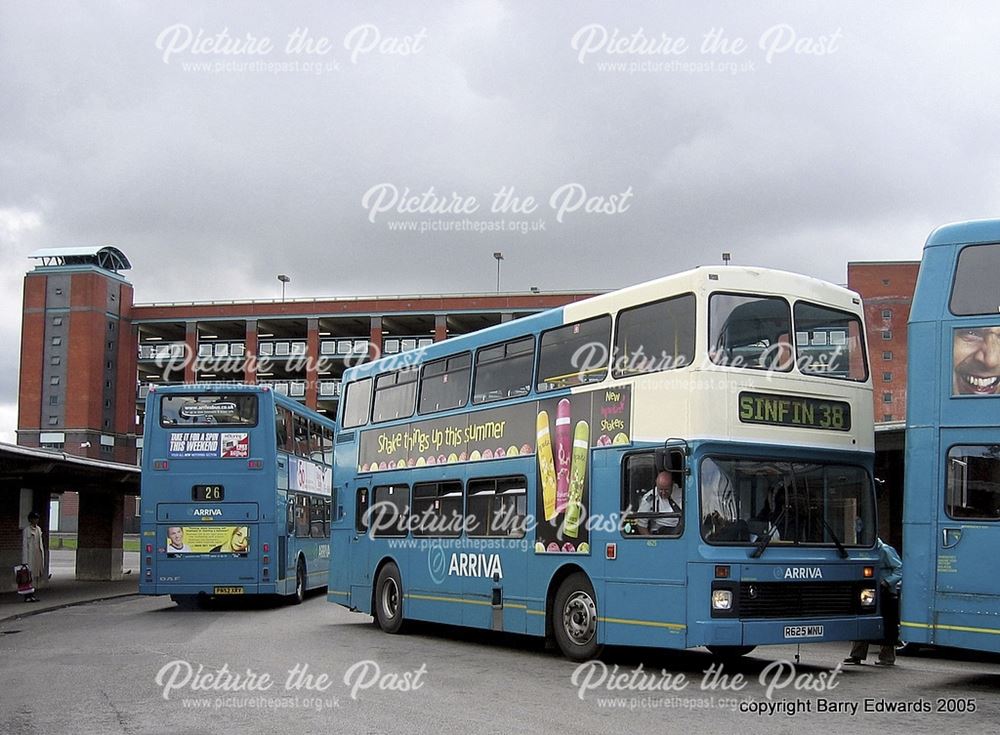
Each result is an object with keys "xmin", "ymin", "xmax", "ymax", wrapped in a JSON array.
[{"xmin": 621, "ymin": 453, "xmax": 683, "ymax": 537}]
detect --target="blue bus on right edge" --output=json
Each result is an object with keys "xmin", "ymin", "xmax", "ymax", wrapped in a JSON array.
[{"xmin": 902, "ymin": 219, "xmax": 1000, "ymax": 652}]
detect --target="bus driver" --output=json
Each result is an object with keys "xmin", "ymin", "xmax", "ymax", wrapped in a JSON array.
[{"xmin": 636, "ymin": 471, "xmax": 683, "ymax": 535}]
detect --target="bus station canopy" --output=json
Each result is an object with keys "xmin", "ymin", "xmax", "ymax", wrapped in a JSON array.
[{"xmin": 0, "ymin": 443, "xmax": 139, "ymax": 495}]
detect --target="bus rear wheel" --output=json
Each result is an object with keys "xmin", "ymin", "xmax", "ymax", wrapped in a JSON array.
[
  {"xmin": 374, "ymin": 562, "xmax": 405, "ymax": 634},
  {"xmin": 293, "ymin": 559, "xmax": 306, "ymax": 605},
  {"xmin": 553, "ymin": 573, "xmax": 602, "ymax": 661},
  {"xmin": 706, "ymin": 645, "xmax": 756, "ymax": 659},
  {"xmin": 170, "ymin": 594, "xmax": 200, "ymax": 610}
]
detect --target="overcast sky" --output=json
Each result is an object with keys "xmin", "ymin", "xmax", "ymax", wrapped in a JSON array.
[{"xmin": 2, "ymin": 2, "xmax": 999, "ymax": 441}]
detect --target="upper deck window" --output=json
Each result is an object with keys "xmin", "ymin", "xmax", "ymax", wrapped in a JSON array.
[
  {"xmin": 537, "ymin": 316, "xmax": 611, "ymax": 392},
  {"xmin": 159, "ymin": 394, "xmax": 258, "ymax": 427},
  {"xmin": 613, "ymin": 294, "xmax": 696, "ymax": 377},
  {"xmin": 793, "ymin": 302, "xmax": 868, "ymax": 381},
  {"xmin": 419, "ymin": 353, "xmax": 471, "ymax": 414},
  {"xmin": 372, "ymin": 368, "xmax": 418, "ymax": 423},
  {"xmin": 709, "ymin": 294, "xmax": 792, "ymax": 371},
  {"xmin": 950, "ymin": 242, "xmax": 1000, "ymax": 316},
  {"xmin": 342, "ymin": 378, "xmax": 372, "ymax": 429},
  {"xmin": 473, "ymin": 336, "xmax": 534, "ymax": 404}
]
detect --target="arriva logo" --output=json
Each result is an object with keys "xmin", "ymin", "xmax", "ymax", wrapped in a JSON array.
[
  {"xmin": 448, "ymin": 553, "xmax": 503, "ymax": 579},
  {"xmin": 192, "ymin": 508, "xmax": 223, "ymax": 517},
  {"xmin": 784, "ymin": 567, "xmax": 823, "ymax": 580}
]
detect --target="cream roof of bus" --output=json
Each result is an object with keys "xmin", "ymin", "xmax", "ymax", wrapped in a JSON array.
[
  {"xmin": 562, "ymin": 266, "xmax": 860, "ymax": 323},
  {"xmin": 345, "ymin": 266, "xmax": 861, "ymax": 381}
]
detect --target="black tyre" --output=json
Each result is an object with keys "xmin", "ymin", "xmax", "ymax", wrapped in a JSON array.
[
  {"xmin": 896, "ymin": 642, "xmax": 922, "ymax": 656},
  {"xmin": 292, "ymin": 558, "xmax": 306, "ymax": 605},
  {"xmin": 374, "ymin": 562, "xmax": 405, "ymax": 633},
  {"xmin": 553, "ymin": 572, "xmax": 602, "ymax": 661},
  {"xmin": 706, "ymin": 645, "xmax": 756, "ymax": 660},
  {"xmin": 170, "ymin": 594, "xmax": 199, "ymax": 610}
]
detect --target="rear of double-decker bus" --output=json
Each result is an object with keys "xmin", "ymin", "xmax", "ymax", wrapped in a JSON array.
[
  {"xmin": 901, "ymin": 220, "xmax": 1000, "ymax": 653},
  {"xmin": 588, "ymin": 268, "xmax": 882, "ymax": 657},
  {"xmin": 139, "ymin": 385, "xmax": 276, "ymax": 604}
]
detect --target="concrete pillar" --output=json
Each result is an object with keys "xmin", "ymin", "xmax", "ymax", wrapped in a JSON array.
[
  {"xmin": 369, "ymin": 316, "xmax": 383, "ymax": 363},
  {"xmin": 184, "ymin": 322, "xmax": 198, "ymax": 384},
  {"xmin": 76, "ymin": 492, "xmax": 124, "ymax": 581},
  {"xmin": 434, "ymin": 314, "xmax": 448, "ymax": 342},
  {"xmin": 244, "ymin": 319, "xmax": 258, "ymax": 384},
  {"xmin": 306, "ymin": 318, "xmax": 319, "ymax": 409}
]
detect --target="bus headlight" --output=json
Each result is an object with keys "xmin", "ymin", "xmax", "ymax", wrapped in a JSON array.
[
  {"xmin": 860, "ymin": 587, "xmax": 877, "ymax": 608},
  {"xmin": 712, "ymin": 589, "xmax": 733, "ymax": 611}
]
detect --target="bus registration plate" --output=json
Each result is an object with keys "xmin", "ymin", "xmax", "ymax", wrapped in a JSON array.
[
  {"xmin": 213, "ymin": 586, "xmax": 245, "ymax": 595},
  {"xmin": 783, "ymin": 625, "xmax": 823, "ymax": 639}
]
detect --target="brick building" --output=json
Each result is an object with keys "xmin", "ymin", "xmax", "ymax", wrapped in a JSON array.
[
  {"xmin": 847, "ymin": 261, "xmax": 920, "ymax": 424},
  {"xmin": 16, "ymin": 247, "xmax": 599, "ymax": 532}
]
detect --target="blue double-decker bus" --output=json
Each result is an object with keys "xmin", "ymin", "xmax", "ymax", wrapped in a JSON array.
[
  {"xmin": 139, "ymin": 384, "xmax": 335, "ymax": 606},
  {"xmin": 901, "ymin": 219, "xmax": 1000, "ymax": 652},
  {"xmin": 329, "ymin": 267, "xmax": 882, "ymax": 660}
]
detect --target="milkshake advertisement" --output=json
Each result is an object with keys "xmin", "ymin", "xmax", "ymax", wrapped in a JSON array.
[{"xmin": 533, "ymin": 387, "xmax": 631, "ymax": 554}]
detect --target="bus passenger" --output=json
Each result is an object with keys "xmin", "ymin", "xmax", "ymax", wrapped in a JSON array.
[
  {"xmin": 636, "ymin": 471, "xmax": 683, "ymax": 536},
  {"xmin": 844, "ymin": 538, "xmax": 902, "ymax": 666}
]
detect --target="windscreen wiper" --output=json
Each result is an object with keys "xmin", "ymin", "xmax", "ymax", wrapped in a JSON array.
[
  {"xmin": 750, "ymin": 506, "xmax": 786, "ymax": 558},
  {"xmin": 821, "ymin": 517, "xmax": 849, "ymax": 559}
]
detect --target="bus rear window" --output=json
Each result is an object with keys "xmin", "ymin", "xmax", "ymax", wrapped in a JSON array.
[
  {"xmin": 160, "ymin": 394, "xmax": 258, "ymax": 427},
  {"xmin": 950, "ymin": 243, "xmax": 1000, "ymax": 315}
]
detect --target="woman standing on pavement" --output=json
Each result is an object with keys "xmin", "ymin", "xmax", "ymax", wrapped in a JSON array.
[{"xmin": 22, "ymin": 511, "xmax": 44, "ymax": 602}]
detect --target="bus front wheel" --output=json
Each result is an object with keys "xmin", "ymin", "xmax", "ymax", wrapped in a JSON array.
[
  {"xmin": 553, "ymin": 573, "xmax": 602, "ymax": 661},
  {"xmin": 374, "ymin": 562, "xmax": 406, "ymax": 634},
  {"xmin": 293, "ymin": 559, "xmax": 306, "ymax": 605}
]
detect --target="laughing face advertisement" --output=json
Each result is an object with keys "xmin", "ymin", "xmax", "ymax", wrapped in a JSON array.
[{"xmin": 953, "ymin": 326, "xmax": 1000, "ymax": 396}]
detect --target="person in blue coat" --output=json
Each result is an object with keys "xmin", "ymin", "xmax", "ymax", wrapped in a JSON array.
[{"xmin": 844, "ymin": 538, "xmax": 903, "ymax": 666}]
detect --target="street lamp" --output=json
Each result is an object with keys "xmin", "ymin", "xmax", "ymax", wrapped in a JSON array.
[
  {"xmin": 278, "ymin": 274, "xmax": 290, "ymax": 301},
  {"xmin": 721, "ymin": 252, "xmax": 731, "ymax": 266},
  {"xmin": 493, "ymin": 252, "xmax": 503, "ymax": 292}
]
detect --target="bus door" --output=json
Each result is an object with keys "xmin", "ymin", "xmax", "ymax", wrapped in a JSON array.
[
  {"xmin": 605, "ymin": 450, "xmax": 687, "ymax": 645},
  {"xmin": 935, "ymin": 434, "xmax": 1000, "ymax": 623},
  {"xmin": 461, "ymin": 475, "xmax": 528, "ymax": 633},
  {"xmin": 349, "ymin": 479, "xmax": 373, "ymax": 606}
]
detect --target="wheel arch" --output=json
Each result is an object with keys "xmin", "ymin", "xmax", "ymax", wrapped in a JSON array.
[
  {"xmin": 370, "ymin": 555, "xmax": 403, "ymax": 616},
  {"xmin": 544, "ymin": 563, "xmax": 592, "ymax": 639}
]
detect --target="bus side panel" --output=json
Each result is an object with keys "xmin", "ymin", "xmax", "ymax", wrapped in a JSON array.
[{"xmin": 900, "ymin": 426, "xmax": 937, "ymax": 645}]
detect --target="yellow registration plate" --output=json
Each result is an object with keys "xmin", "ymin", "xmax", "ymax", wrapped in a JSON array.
[{"xmin": 213, "ymin": 586, "xmax": 245, "ymax": 595}]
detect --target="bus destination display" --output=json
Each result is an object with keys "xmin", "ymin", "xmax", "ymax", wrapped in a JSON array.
[{"xmin": 738, "ymin": 391, "xmax": 851, "ymax": 431}]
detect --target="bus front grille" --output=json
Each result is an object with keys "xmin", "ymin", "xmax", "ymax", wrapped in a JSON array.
[{"xmin": 738, "ymin": 581, "xmax": 860, "ymax": 618}]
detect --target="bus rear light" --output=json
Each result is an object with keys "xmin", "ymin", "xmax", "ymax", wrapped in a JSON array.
[
  {"xmin": 262, "ymin": 567, "xmax": 269, "ymax": 578},
  {"xmin": 263, "ymin": 544, "xmax": 269, "ymax": 553},
  {"xmin": 145, "ymin": 569, "xmax": 152, "ymax": 577},
  {"xmin": 863, "ymin": 566, "xmax": 875, "ymax": 578},
  {"xmin": 248, "ymin": 459, "xmax": 264, "ymax": 470},
  {"xmin": 263, "ymin": 556, "xmax": 269, "ymax": 565},
  {"xmin": 146, "ymin": 545, "xmax": 153, "ymax": 553},
  {"xmin": 145, "ymin": 557, "xmax": 152, "ymax": 566},
  {"xmin": 153, "ymin": 460, "xmax": 169, "ymax": 471},
  {"xmin": 606, "ymin": 543, "xmax": 617, "ymax": 560},
  {"xmin": 715, "ymin": 565, "xmax": 730, "ymax": 579}
]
